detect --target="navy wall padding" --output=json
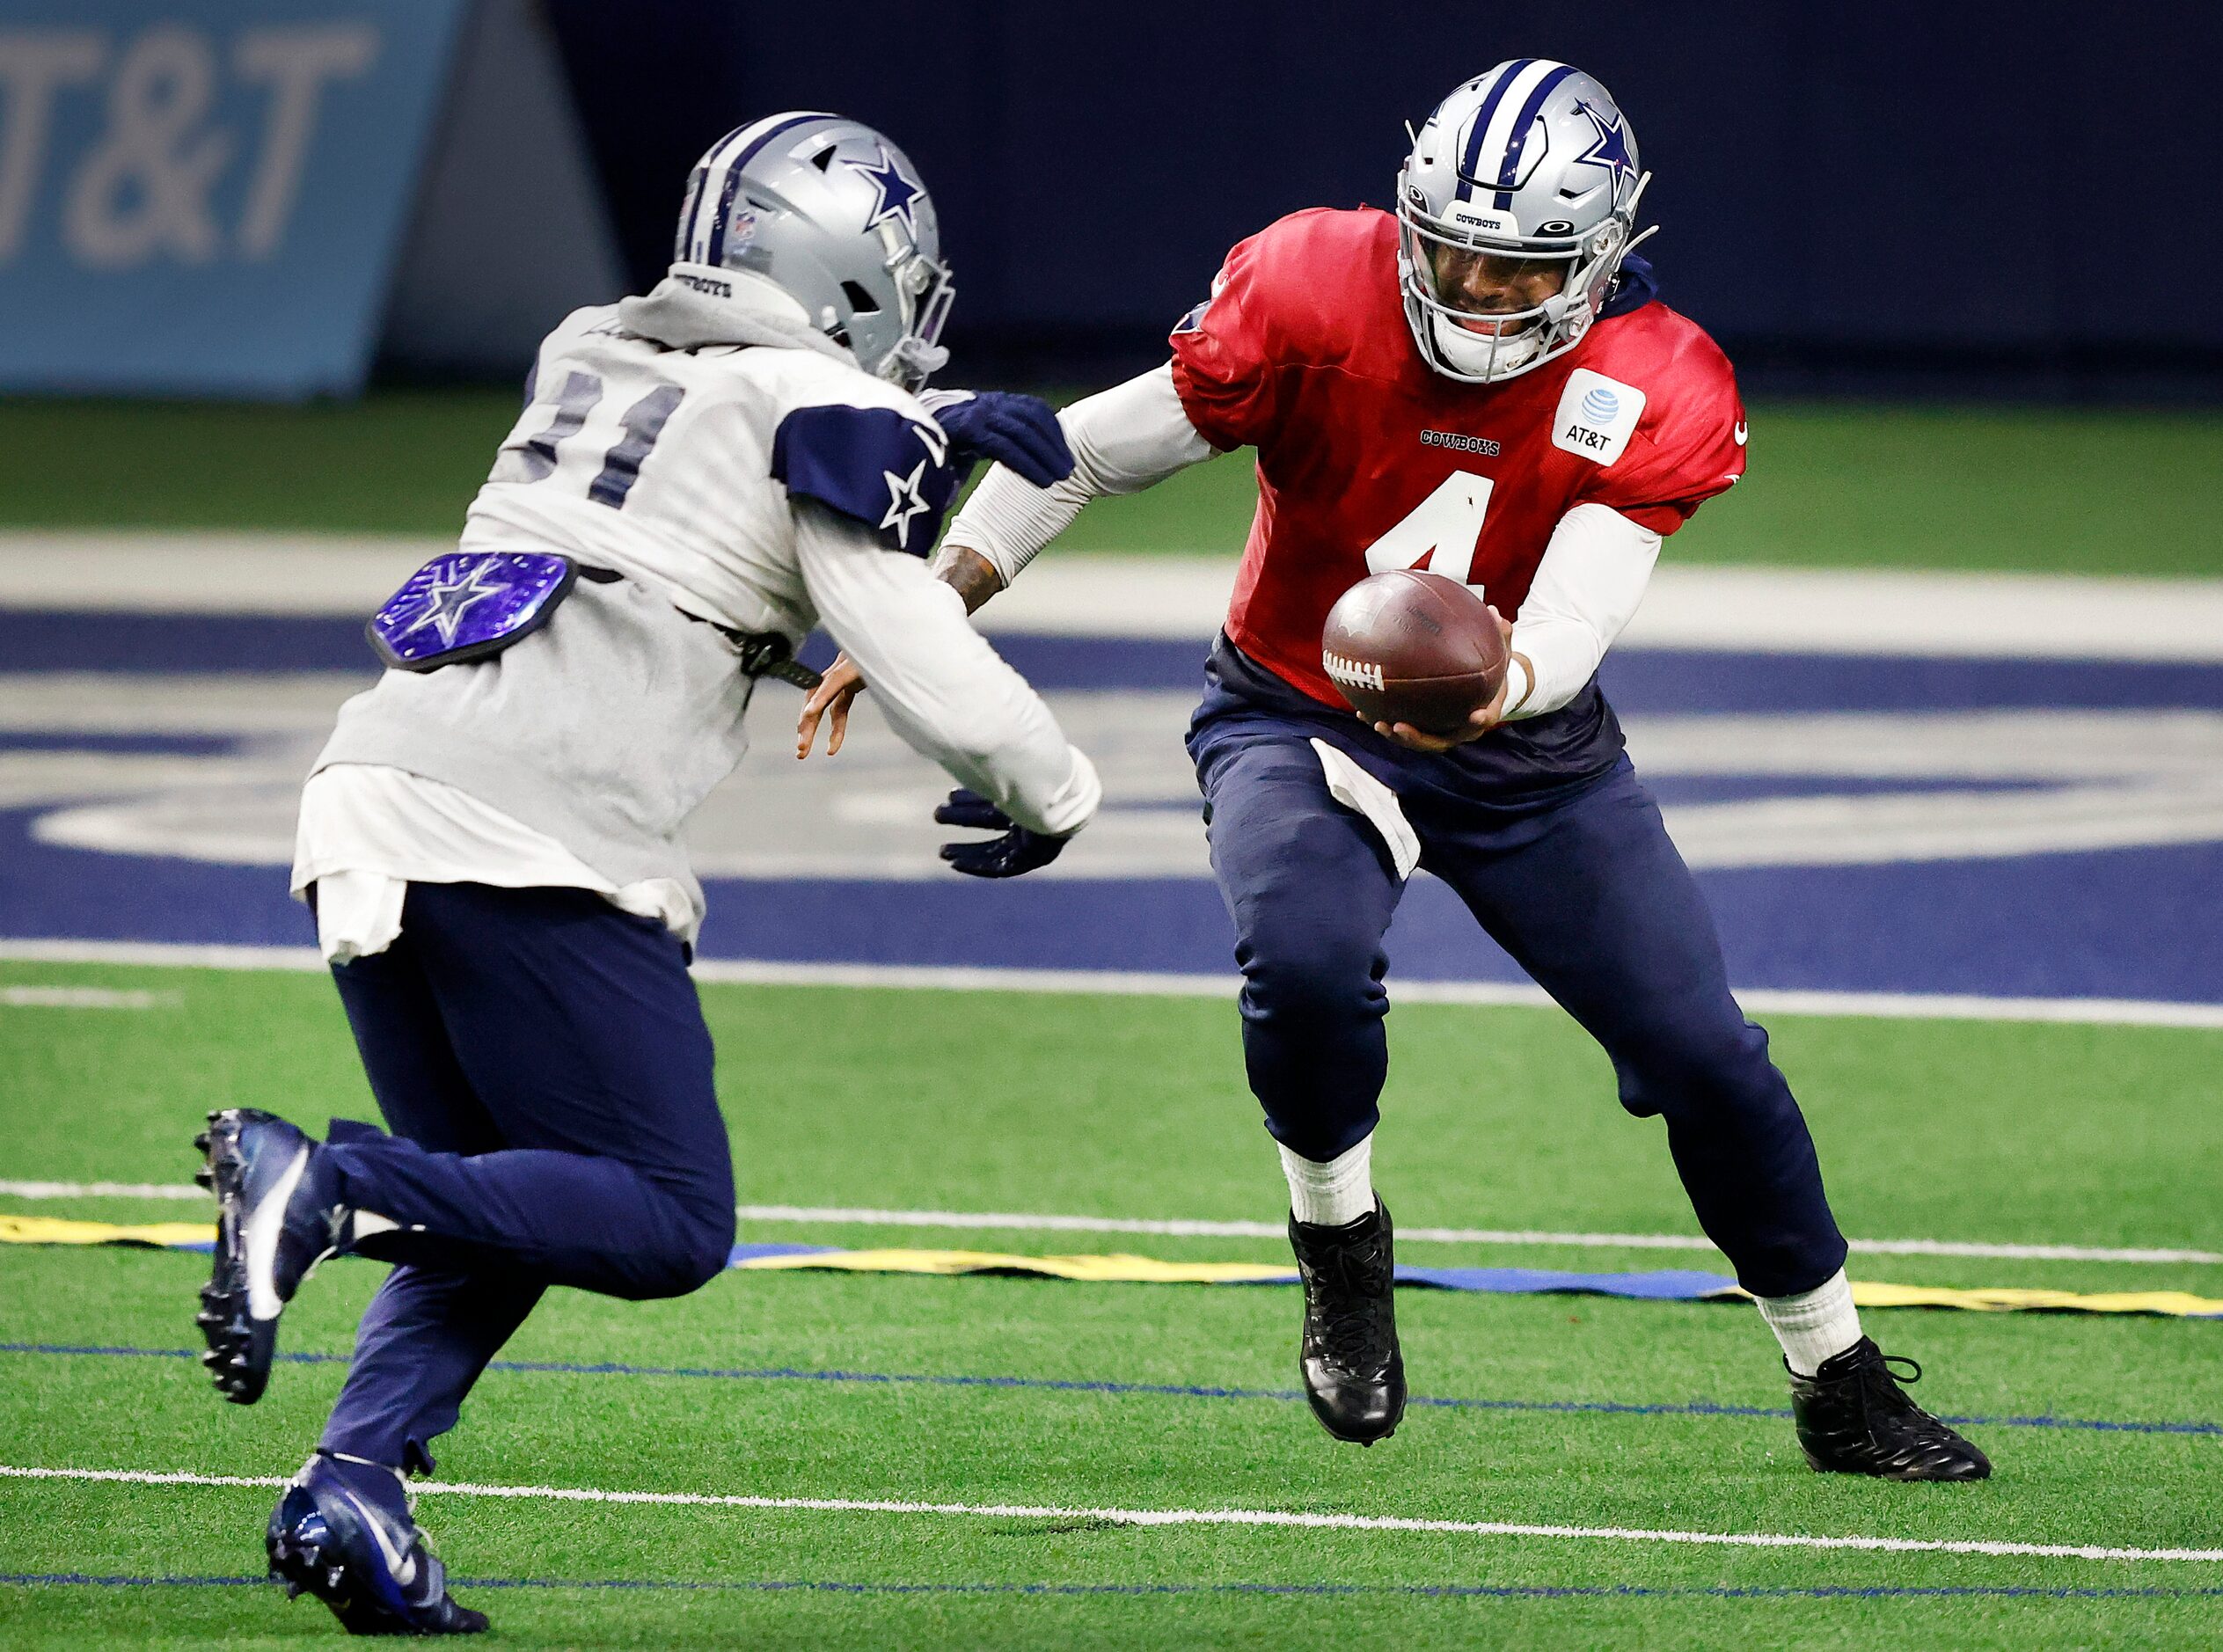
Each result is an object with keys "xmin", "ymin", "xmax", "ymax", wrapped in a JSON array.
[{"xmin": 544, "ymin": 1, "xmax": 2223, "ymax": 396}]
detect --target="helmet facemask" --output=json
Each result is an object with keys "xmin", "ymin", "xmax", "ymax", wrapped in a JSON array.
[
  {"xmin": 876, "ymin": 228, "xmax": 954, "ymax": 391},
  {"xmin": 1396, "ymin": 172, "xmax": 1650, "ymax": 384}
]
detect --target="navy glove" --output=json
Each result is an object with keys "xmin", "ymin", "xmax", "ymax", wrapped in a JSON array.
[
  {"xmin": 934, "ymin": 788, "xmax": 1069, "ymax": 879},
  {"xmin": 918, "ymin": 390, "xmax": 1075, "ymax": 490}
]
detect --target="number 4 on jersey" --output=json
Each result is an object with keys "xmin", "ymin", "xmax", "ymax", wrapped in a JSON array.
[{"xmin": 1364, "ymin": 469, "xmax": 1495, "ymax": 587}]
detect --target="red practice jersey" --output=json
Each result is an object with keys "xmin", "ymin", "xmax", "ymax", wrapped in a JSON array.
[{"xmin": 1169, "ymin": 208, "xmax": 1746, "ymax": 706}]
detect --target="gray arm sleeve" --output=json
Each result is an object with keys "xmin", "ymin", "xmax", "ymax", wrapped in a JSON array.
[
  {"xmin": 793, "ymin": 503, "xmax": 1101, "ymax": 837},
  {"xmin": 942, "ymin": 362, "xmax": 1215, "ymax": 587}
]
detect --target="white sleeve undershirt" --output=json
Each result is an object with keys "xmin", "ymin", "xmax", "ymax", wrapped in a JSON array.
[
  {"xmin": 1502, "ymin": 501, "xmax": 1664, "ymax": 719},
  {"xmin": 793, "ymin": 503, "xmax": 1101, "ymax": 837},
  {"xmin": 942, "ymin": 362, "xmax": 1214, "ymax": 586}
]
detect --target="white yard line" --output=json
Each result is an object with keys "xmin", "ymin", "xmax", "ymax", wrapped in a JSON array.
[
  {"xmin": 0, "ymin": 1179, "xmax": 206, "ymax": 1202},
  {"xmin": 6, "ymin": 535, "xmax": 2223, "ymax": 661},
  {"xmin": 6, "ymin": 938, "xmax": 2223, "ymax": 1030},
  {"xmin": 0, "ymin": 939, "xmax": 325, "ymax": 972},
  {"xmin": 4, "ymin": 1465, "xmax": 2219, "ymax": 1563},
  {"xmin": 0, "ymin": 985, "xmax": 172, "ymax": 1009},
  {"xmin": 2, "ymin": 1179, "xmax": 2211, "ymax": 1265}
]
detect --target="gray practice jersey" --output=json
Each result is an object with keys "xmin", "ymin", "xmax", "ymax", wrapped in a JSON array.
[{"xmin": 310, "ymin": 267, "xmax": 1099, "ymax": 910}]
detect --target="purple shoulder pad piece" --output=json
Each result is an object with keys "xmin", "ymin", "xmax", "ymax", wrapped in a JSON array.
[{"xmin": 367, "ymin": 552, "xmax": 580, "ymax": 672}]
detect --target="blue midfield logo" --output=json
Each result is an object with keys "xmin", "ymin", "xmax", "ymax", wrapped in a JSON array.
[{"xmin": 1581, "ymin": 385, "xmax": 1620, "ymax": 422}]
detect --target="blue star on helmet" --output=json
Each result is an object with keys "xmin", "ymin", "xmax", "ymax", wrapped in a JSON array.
[
  {"xmin": 845, "ymin": 143, "xmax": 925, "ymax": 238},
  {"xmin": 880, "ymin": 459, "xmax": 932, "ymax": 548},
  {"xmin": 1573, "ymin": 99, "xmax": 1638, "ymax": 190},
  {"xmin": 400, "ymin": 560, "xmax": 509, "ymax": 646}
]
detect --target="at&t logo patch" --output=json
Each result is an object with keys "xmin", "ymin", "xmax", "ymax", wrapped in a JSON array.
[{"xmin": 1551, "ymin": 369, "xmax": 1646, "ymax": 466}]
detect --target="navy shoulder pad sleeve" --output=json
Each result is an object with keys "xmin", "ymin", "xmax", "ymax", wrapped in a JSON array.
[{"xmin": 771, "ymin": 403, "xmax": 960, "ymax": 555}]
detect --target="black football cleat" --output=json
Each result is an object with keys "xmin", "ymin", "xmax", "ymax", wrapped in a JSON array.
[
  {"xmin": 1288, "ymin": 1198, "xmax": 1406, "ymax": 1444},
  {"xmin": 1788, "ymin": 1337, "xmax": 1993, "ymax": 1480},
  {"xmin": 194, "ymin": 1108, "xmax": 347, "ymax": 1405},
  {"xmin": 267, "ymin": 1451, "xmax": 488, "ymax": 1636}
]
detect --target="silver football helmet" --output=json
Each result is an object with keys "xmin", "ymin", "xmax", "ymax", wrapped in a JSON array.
[
  {"xmin": 675, "ymin": 112, "xmax": 954, "ymax": 389},
  {"xmin": 1397, "ymin": 62, "xmax": 1655, "ymax": 384}
]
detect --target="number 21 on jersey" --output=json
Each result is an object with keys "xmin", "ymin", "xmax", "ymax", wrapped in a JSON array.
[
  {"xmin": 1364, "ymin": 470, "xmax": 1495, "ymax": 587},
  {"xmin": 492, "ymin": 369, "xmax": 685, "ymax": 510}
]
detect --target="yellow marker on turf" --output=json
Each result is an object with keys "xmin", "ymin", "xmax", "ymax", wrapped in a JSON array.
[
  {"xmin": 734, "ymin": 1246, "xmax": 1300, "ymax": 1285},
  {"xmin": 6, "ymin": 1215, "xmax": 2222, "ymax": 1319},
  {"xmin": 0, "ymin": 1212, "xmax": 215, "ymax": 1249}
]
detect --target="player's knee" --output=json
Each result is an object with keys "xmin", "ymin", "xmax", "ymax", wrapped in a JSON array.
[
  {"xmin": 678, "ymin": 1202, "xmax": 738, "ymax": 1293},
  {"xmin": 1612, "ymin": 1015, "xmax": 1781, "ymax": 1120},
  {"xmin": 1239, "ymin": 945, "xmax": 1385, "ymax": 1032},
  {"xmin": 1233, "ymin": 900, "xmax": 1386, "ymax": 1028},
  {"xmin": 637, "ymin": 1198, "xmax": 735, "ymax": 1297}
]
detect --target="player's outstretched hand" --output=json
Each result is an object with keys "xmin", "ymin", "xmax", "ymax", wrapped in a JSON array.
[
  {"xmin": 796, "ymin": 653, "xmax": 866, "ymax": 757},
  {"xmin": 918, "ymin": 390, "xmax": 1075, "ymax": 489},
  {"xmin": 934, "ymin": 788, "xmax": 1069, "ymax": 878},
  {"xmin": 1371, "ymin": 604, "xmax": 1517, "ymax": 753}
]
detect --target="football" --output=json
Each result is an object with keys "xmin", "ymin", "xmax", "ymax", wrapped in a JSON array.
[{"xmin": 1320, "ymin": 569, "xmax": 1510, "ymax": 735}]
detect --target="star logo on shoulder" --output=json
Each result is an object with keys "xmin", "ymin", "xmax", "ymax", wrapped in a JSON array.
[
  {"xmin": 845, "ymin": 143, "xmax": 925, "ymax": 238},
  {"xmin": 881, "ymin": 460, "xmax": 932, "ymax": 548},
  {"xmin": 401, "ymin": 560, "xmax": 509, "ymax": 646},
  {"xmin": 1573, "ymin": 99, "xmax": 1638, "ymax": 191}
]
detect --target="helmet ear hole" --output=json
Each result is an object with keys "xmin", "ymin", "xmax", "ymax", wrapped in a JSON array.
[{"xmin": 839, "ymin": 280, "xmax": 881, "ymax": 315}]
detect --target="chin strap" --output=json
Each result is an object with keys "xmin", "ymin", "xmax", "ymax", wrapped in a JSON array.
[{"xmin": 881, "ymin": 333, "xmax": 951, "ymax": 391}]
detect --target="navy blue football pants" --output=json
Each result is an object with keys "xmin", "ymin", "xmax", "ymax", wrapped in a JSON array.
[
  {"xmin": 314, "ymin": 882, "xmax": 735, "ymax": 1473},
  {"xmin": 1196, "ymin": 736, "xmax": 1847, "ymax": 1299}
]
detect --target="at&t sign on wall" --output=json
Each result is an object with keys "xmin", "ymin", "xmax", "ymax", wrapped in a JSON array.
[{"xmin": 0, "ymin": 0, "xmax": 465, "ymax": 396}]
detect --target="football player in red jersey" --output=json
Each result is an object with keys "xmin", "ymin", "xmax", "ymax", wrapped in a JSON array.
[{"xmin": 800, "ymin": 61, "xmax": 1990, "ymax": 1480}]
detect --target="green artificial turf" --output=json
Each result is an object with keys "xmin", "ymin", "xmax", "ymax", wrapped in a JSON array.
[
  {"xmin": 0, "ymin": 394, "xmax": 524, "ymax": 540},
  {"xmin": 4, "ymin": 961, "xmax": 2222, "ymax": 1648},
  {"xmin": 4, "ymin": 393, "xmax": 2219, "ymax": 577}
]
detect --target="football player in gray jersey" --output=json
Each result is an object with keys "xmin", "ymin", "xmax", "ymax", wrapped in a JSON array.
[{"xmin": 192, "ymin": 113, "xmax": 1096, "ymax": 1636}]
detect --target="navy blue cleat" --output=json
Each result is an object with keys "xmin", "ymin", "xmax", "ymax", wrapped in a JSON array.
[
  {"xmin": 267, "ymin": 1451, "xmax": 488, "ymax": 1636},
  {"xmin": 194, "ymin": 1108, "xmax": 347, "ymax": 1404}
]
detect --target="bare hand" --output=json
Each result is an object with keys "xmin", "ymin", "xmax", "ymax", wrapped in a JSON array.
[
  {"xmin": 795, "ymin": 654, "xmax": 866, "ymax": 757},
  {"xmin": 1370, "ymin": 605, "xmax": 1517, "ymax": 753}
]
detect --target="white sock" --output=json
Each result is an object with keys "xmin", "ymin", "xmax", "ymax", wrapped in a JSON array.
[
  {"xmin": 1277, "ymin": 1136, "xmax": 1375, "ymax": 1228},
  {"xmin": 1755, "ymin": 1268, "xmax": 1862, "ymax": 1377}
]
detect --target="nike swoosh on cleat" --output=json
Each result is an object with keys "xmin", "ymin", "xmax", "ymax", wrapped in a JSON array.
[
  {"xmin": 338, "ymin": 1482, "xmax": 420, "ymax": 1593},
  {"xmin": 242, "ymin": 1143, "xmax": 309, "ymax": 1323}
]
